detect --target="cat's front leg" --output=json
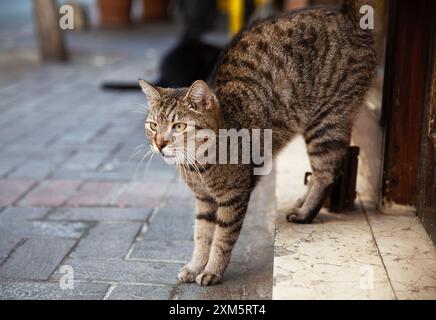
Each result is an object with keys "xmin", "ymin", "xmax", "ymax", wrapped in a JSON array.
[
  {"xmin": 196, "ymin": 193, "xmax": 249, "ymax": 286},
  {"xmin": 178, "ymin": 196, "xmax": 217, "ymax": 283}
]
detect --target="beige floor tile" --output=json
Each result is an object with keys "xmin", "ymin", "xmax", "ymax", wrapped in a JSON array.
[
  {"xmin": 274, "ymin": 211, "xmax": 394, "ymax": 299},
  {"xmin": 367, "ymin": 212, "xmax": 436, "ymax": 300},
  {"xmin": 274, "ymin": 139, "xmax": 394, "ymax": 299}
]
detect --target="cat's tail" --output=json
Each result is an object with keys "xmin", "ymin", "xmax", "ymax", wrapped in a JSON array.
[{"xmin": 341, "ymin": 0, "xmax": 374, "ymax": 23}]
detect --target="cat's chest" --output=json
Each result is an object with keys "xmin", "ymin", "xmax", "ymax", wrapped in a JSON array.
[
  {"xmin": 178, "ymin": 167, "xmax": 221, "ymax": 198},
  {"xmin": 178, "ymin": 166, "xmax": 208, "ymax": 189}
]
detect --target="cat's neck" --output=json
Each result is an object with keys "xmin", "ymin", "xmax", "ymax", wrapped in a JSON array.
[{"xmin": 213, "ymin": 82, "xmax": 259, "ymax": 131}]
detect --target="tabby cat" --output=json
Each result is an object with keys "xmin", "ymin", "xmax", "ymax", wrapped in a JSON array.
[{"xmin": 139, "ymin": 0, "xmax": 376, "ymax": 286}]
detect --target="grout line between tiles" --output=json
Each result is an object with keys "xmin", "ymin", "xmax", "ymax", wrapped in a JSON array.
[{"xmin": 359, "ymin": 197, "xmax": 398, "ymax": 300}]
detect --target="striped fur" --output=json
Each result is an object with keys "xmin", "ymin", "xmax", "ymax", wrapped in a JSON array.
[{"xmin": 140, "ymin": 0, "xmax": 376, "ymax": 285}]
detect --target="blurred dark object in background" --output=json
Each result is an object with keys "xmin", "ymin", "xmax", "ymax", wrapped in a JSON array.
[
  {"xmin": 142, "ymin": 0, "xmax": 171, "ymax": 21},
  {"xmin": 102, "ymin": 0, "xmax": 221, "ymax": 91},
  {"xmin": 174, "ymin": 0, "xmax": 218, "ymax": 38},
  {"xmin": 102, "ymin": 37, "xmax": 221, "ymax": 90},
  {"xmin": 153, "ymin": 37, "xmax": 221, "ymax": 87}
]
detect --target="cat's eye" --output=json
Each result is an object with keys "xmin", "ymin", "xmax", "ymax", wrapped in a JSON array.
[
  {"xmin": 148, "ymin": 122, "xmax": 158, "ymax": 131},
  {"xmin": 173, "ymin": 122, "xmax": 187, "ymax": 133}
]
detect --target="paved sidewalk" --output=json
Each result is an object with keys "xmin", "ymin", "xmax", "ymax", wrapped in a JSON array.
[{"xmin": 0, "ymin": 23, "xmax": 274, "ymax": 299}]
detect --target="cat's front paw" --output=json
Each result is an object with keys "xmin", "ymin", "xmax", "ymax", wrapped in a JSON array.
[
  {"xmin": 196, "ymin": 272, "xmax": 222, "ymax": 286},
  {"xmin": 286, "ymin": 208, "xmax": 313, "ymax": 224},
  {"xmin": 178, "ymin": 265, "xmax": 200, "ymax": 283}
]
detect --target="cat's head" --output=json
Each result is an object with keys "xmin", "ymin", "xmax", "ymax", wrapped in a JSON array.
[{"xmin": 139, "ymin": 79, "xmax": 221, "ymax": 164}]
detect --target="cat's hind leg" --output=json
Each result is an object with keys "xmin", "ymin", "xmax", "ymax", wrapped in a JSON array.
[
  {"xmin": 287, "ymin": 121, "xmax": 350, "ymax": 224},
  {"xmin": 293, "ymin": 178, "xmax": 313, "ymax": 208}
]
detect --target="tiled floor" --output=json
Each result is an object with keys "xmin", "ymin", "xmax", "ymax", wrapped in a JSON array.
[{"xmin": 274, "ymin": 137, "xmax": 436, "ymax": 299}]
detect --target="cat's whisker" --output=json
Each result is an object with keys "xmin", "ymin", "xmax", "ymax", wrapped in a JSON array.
[
  {"xmin": 129, "ymin": 143, "xmax": 149, "ymax": 158},
  {"xmin": 134, "ymin": 102, "xmax": 148, "ymax": 109},
  {"xmin": 129, "ymin": 148, "xmax": 148, "ymax": 161},
  {"xmin": 143, "ymin": 152, "xmax": 155, "ymax": 180},
  {"xmin": 182, "ymin": 148, "xmax": 206, "ymax": 172},
  {"xmin": 178, "ymin": 153, "xmax": 194, "ymax": 181},
  {"xmin": 175, "ymin": 152, "xmax": 189, "ymax": 181},
  {"xmin": 134, "ymin": 143, "xmax": 148, "ymax": 150},
  {"xmin": 183, "ymin": 152, "xmax": 204, "ymax": 182},
  {"xmin": 185, "ymin": 149, "xmax": 207, "ymax": 171},
  {"xmin": 133, "ymin": 150, "xmax": 152, "ymax": 179},
  {"xmin": 130, "ymin": 111, "xmax": 148, "ymax": 114}
]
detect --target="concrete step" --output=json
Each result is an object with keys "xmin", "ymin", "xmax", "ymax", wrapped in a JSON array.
[{"xmin": 273, "ymin": 138, "xmax": 436, "ymax": 299}]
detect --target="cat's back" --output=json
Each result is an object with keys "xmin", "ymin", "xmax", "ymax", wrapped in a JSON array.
[{"xmin": 213, "ymin": 7, "xmax": 375, "ymax": 99}]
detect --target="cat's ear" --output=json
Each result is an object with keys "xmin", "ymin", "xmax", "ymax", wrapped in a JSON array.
[
  {"xmin": 185, "ymin": 80, "xmax": 216, "ymax": 110},
  {"xmin": 138, "ymin": 79, "xmax": 160, "ymax": 105}
]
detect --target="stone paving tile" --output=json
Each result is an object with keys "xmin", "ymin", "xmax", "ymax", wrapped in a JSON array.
[
  {"xmin": 145, "ymin": 208, "xmax": 194, "ymax": 241},
  {"xmin": 0, "ymin": 159, "xmax": 24, "ymax": 177},
  {"xmin": 0, "ymin": 179, "xmax": 36, "ymax": 206},
  {"xmin": 66, "ymin": 181, "xmax": 124, "ymax": 207},
  {"xmin": 91, "ymin": 124, "xmax": 137, "ymax": 144},
  {"xmin": 18, "ymin": 128, "xmax": 67, "ymax": 147},
  {"xmin": 51, "ymin": 169, "xmax": 132, "ymax": 181},
  {"xmin": 8, "ymin": 160, "xmax": 58, "ymax": 179},
  {"xmin": 115, "ymin": 182, "xmax": 172, "ymax": 208},
  {"xmin": 0, "ymin": 238, "xmax": 77, "ymax": 281},
  {"xmin": 5, "ymin": 146, "xmax": 75, "ymax": 161},
  {"xmin": 55, "ymin": 149, "xmax": 112, "ymax": 173},
  {"xmin": 121, "ymin": 166, "xmax": 178, "ymax": 183},
  {"xmin": 107, "ymin": 284, "xmax": 173, "ymax": 300},
  {"xmin": 72, "ymin": 222, "xmax": 142, "ymax": 259},
  {"xmin": 17, "ymin": 180, "xmax": 81, "ymax": 207},
  {"xmin": 0, "ymin": 207, "xmax": 50, "ymax": 220},
  {"xmin": 0, "ymin": 281, "xmax": 109, "ymax": 300},
  {"xmin": 0, "ymin": 219, "xmax": 88, "ymax": 239},
  {"xmin": 164, "ymin": 181, "xmax": 195, "ymax": 209},
  {"xmin": 0, "ymin": 234, "xmax": 23, "ymax": 264},
  {"xmin": 51, "ymin": 258, "xmax": 183, "ymax": 285},
  {"xmin": 54, "ymin": 124, "xmax": 108, "ymax": 145},
  {"xmin": 48, "ymin": 207, "xmax": 152, "ymax": 221},
  {"xmin": 140, "ymin": 169, "xmax": 178, "ymax": 182},
  {"xmin": 129, "ymin": 240, "xmax": 192, "ymax": 262}
]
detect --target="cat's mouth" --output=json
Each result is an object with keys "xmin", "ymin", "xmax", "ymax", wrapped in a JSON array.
[
  {"xmin": 160, "ymin": 151, "xmax": 178, "ymax": 164},
  {"xmin": 162, "ymin": 154, "xmax": 177, "ymax": 165},
  {"xmin": 160, "ymin": 149, "xmax": 175, "ymax": 158}
]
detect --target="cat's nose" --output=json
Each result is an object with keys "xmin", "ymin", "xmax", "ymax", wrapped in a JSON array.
[{"xmin": 155, "ymin": 141, "xmax": 168, "ymax": 152}]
